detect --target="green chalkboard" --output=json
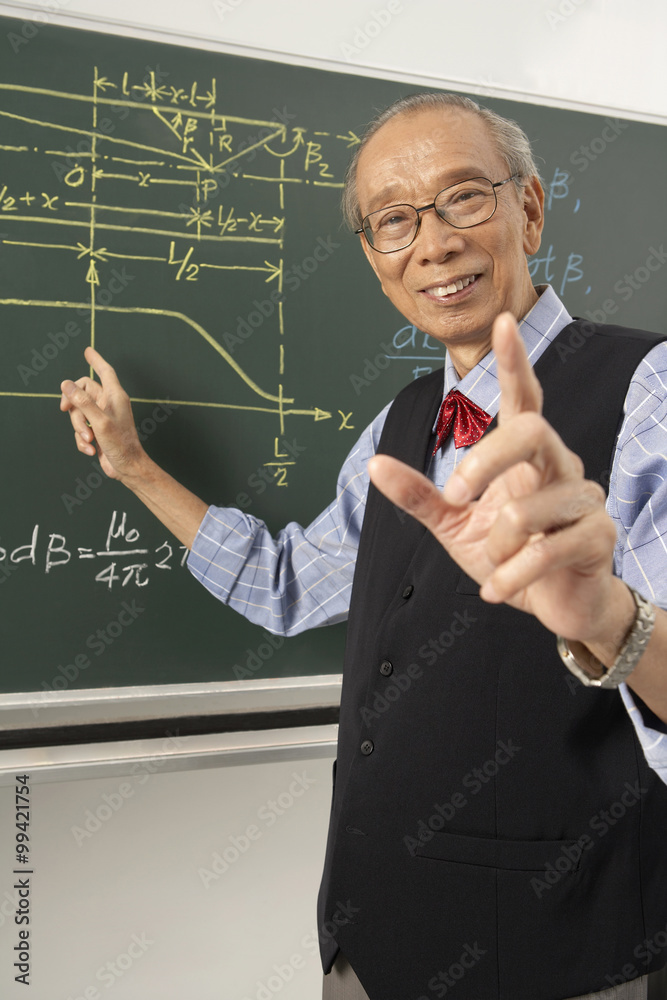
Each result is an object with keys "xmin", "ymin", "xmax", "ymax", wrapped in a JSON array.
[{"xmin": 0, "ymin": 16, "xmax": 665, "ymax": 694}]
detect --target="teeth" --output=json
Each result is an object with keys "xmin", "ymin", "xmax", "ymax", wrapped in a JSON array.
[{"xmin": 431, "ymin": 275, "xmax": 476, "ymax": 297}]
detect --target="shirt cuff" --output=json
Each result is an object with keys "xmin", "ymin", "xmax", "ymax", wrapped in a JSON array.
[
  {"xmin": 619, "ymin": 683, "xmax": 667, "ymax": 785},
  {"xmin": 186, "ymin": 505, "xmax": 257, "ymax": 602}
]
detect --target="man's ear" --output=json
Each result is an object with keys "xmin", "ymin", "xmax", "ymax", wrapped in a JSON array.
[
  {"xmin": 359, "ymin": 232, "xmax": 388, "ymax": 296},
  {"xmin": 522, "ymin": 175, "xmax": 545, "ymax": 256}
]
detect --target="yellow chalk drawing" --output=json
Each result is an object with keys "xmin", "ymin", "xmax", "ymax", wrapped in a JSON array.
[
  {"xmin": 0, "ymin": 66, "xmax": 351, "ymax": 482},
  {"xmin": 1, "ymin": 298, "xmax": 292, "ymax": 404}
]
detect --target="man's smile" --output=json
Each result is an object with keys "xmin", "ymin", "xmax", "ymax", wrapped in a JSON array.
[{"xmin": 419, "ymin": 273, "xmax": 480, "ymax": 302}]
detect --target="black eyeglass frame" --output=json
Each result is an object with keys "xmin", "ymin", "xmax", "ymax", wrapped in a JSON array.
[{"xmin": 355, "ymin": 174, "xmax": 521, "ymax": 254}]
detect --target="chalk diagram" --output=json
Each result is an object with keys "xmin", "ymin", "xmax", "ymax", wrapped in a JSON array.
[{"xmin": 0, "ymin": 67, "xmax": 359, "ymax": 485}]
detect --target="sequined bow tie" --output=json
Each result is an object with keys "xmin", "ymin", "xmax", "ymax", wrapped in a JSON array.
[{"xmin": 432, "ymin": 389, "xmax": 493, "ymax": 455}]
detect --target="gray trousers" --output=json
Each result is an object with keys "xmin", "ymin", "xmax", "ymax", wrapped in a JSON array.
[{"xmin": 322, "ymin": 953, "xmax": 650, "ymax": 1000}]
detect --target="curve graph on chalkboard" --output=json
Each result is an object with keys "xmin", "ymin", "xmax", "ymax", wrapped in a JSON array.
[{"xmin": 0, "ymin": 68, "xmax": 354, "ymax": 462}]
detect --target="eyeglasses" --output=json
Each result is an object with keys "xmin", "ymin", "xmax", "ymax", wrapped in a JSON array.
[{"xmin": 356, "ymin": 175, "xmax": 520, "ymax": 253}]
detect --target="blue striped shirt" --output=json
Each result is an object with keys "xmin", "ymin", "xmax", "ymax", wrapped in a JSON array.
[{"xmin": 188, "ymin": 286, "xmax": 667, "ymax": 781}]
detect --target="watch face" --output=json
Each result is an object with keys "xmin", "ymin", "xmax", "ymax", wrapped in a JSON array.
[{"xmin": 557, "ymin": 636, "xmax": 606, "ymax": 687}]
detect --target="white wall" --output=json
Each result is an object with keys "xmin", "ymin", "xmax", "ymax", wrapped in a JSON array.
[
  {"xmin": 0, "ymin": 0, "xmax": 665, "ymax": 121},
  {"xmin": 0, "ymin": 750, "xmax": 335, "ymax": 1000}
]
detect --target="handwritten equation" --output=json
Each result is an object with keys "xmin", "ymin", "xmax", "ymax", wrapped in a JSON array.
[
  {"xmin": 533, "ymin": 166, "xmax": 591, "ymax": 297},
  {"xmin": 0, "ymin": 510, "xmax": 188, "ymax": 590}
]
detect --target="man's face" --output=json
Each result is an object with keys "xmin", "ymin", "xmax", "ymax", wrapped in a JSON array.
[{"xmin": 355, "ymin": 108, "xmax": 544, "ymax": 360}]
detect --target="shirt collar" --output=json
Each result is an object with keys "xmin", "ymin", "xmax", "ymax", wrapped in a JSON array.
[{"xmin": 440, "ymin": 285, "xmax": 573, "ymax": 420}]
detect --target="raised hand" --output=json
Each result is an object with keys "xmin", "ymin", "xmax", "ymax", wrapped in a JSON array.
[
  {"xmin": 60, "ymin": 346, "xmax": 146, "ymax": 482},
  {"xmin": 60, "ymin": 346, "xmax": 207, "ymax": 549},
  {"xmin": 368, "ymin": 312, "xmax": 624, "ymax": 647}
]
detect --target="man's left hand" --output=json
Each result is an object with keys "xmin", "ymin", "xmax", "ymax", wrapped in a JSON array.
[{"xmin": 368, "ymin": 312, "xmax": 633, "ymax": 649}]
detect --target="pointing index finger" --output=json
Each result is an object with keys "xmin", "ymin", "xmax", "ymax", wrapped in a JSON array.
[
  {"xmin": 441, "ymin": 312, "xmax": 569, "ymax": 505},
  {"xmin": 84, "ymin": 346, "xmax": 120, "ymax": 389},
  {"xmin": 494, "ymin": 311, "xmax": 543, "ymax": 424}
]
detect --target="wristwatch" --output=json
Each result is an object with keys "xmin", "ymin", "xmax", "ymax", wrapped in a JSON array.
[{"xmin": 557, "ymin": 587, "xmax": 656, "ymax": 689}]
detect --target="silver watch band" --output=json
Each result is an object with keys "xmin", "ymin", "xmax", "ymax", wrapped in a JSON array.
[{"xmin": 557, "ymin": 587, "xmax": 656, "ymax": 689}]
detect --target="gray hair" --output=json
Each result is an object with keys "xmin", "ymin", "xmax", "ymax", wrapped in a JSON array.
[{"xmin": 342, "ymin": 92, "xmax": 542, "ymax": 231}]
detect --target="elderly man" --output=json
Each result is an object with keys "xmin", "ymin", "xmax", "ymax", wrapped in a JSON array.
[{"xmin": 61, "ymin": 94, "xmax": 667, "ymax": 1000}]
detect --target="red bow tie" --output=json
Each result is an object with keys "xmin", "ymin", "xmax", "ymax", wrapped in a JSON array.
[{"xmin": 432, "ymin": 389, "xmax": 492, "ymax": 455}]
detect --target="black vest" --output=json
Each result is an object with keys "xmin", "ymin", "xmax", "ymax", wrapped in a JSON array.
[{"xmin": 318, "ymin": 321, "xmax": 667, "ymax": 1000}]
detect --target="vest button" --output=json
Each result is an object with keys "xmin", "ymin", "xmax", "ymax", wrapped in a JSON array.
[
  {"xmin": 379, "ymin": 660, "xmax": 393, "ymax": 676},
  {"xmin": 402, "ymin": 584, "xmax": 414, "ymax": 599},
  {"xmin": 360, "ymin": 740, "xmax": 374, "ymax": 756}
]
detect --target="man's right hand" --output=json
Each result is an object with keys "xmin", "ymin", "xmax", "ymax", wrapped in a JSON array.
[
  {"xmin": 60, "ymin": 346, "xmax": 208, "ymax": 550},
  {"xmin": 60, "ymin": 346, "xmax": 148, "ymax": 483}
]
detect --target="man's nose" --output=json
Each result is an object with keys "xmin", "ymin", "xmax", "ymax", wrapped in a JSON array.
[{"xmin": 415, "ymin": 206, "xmax": 466, "ymax": 260}]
